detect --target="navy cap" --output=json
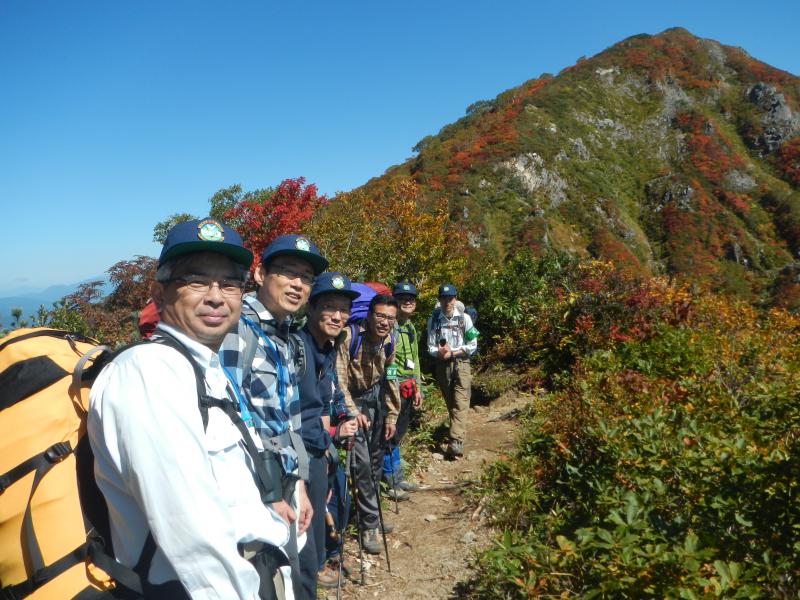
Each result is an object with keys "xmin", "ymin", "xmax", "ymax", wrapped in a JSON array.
[
  {"xmin": 392, "ymin": 281, "xmax": 417, "ymax": 297},
  {"xmin": 159, "ymin": 218, "xmax": 253, "ymax": 268},
  {"xmin": 310, "ymin": 272, "xmax": 360, "ymax": 301},
  {"xmin": 261, "ymin": 234, "xmax": 328, "ymax": 275},
  {"xmin": 438, "ymin": 284, "xmax": 457, "ymax": 297}
]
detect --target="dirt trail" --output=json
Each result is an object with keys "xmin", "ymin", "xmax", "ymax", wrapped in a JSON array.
[{"xmin": 322, "ymin": 393, "xmax": 530, "ymax": 599}]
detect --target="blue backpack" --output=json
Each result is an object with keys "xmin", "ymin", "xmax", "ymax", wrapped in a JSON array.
[{"xmin": 348, "ymin": 283, "xmax": 377, "ymax": 323}]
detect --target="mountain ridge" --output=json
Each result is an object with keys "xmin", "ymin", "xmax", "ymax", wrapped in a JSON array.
[
  {"xmin": 362, "ymin": 27, "xmax": 800, "ymax": 305},
  {"xmin": 0, "ymin": 276, "xmax": 110, "ymax": 327}
]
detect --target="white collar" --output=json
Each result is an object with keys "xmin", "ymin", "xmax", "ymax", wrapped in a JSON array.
[{"xmin": 155, "ymin": 322, "xmax": 220, "ymax": 370}]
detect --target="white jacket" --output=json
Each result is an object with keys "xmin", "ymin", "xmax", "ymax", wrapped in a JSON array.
[{"xmin": 89, "ymin": 323, "xmax": 289, "ymax": 599}]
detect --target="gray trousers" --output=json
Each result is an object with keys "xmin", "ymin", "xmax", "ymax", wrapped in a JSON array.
[
  {"xmin": 435, "ymin": 359, "xmax": 472, "ymax": 444},
  {"xmin": 350, "ymin": 384, "xmax": 385, "ymax": 530}
]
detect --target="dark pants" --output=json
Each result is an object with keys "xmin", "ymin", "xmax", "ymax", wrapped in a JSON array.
[
  {"xmin": 351, "ymin": 385, "xmax": 385, "ymax": 529},
  {"xmin": 144, "ymin": 546, "xmax": 287, "ymax": 600},
  {"xmin": 251, "ymin": 546, "xmax": 289, "ymax": 600},
  {"xmin": 325, "ymin": 464, "xmax": 350, "ymax": 559},
  {"xmin": 384, "ymin": 378, "xmax": 414, "ymax": 485},
  {"xmin": 297, "ymin": 453, "xmax": 328, "ymax": 599},
  {"xmin": 393, "ymin": 387, "xmax": 413, "ymax": 443}
]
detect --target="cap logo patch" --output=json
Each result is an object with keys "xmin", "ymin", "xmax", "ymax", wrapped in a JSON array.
[
  {"xmin": 443, "ymin": 286, "xmax": 450, "ymax": 292},
  {"xmin": 295, "ymin": 237, "xmax": 311, "ymax": 251},
  {"xmin": 332, "ymin": 276, "xmax": 345, "ymax": 289},
  {"xmin": 197, "ymin": 219, "xmax": 224, "ymax": 242},
  {"xmin": 403, "ymin": 284, "xmax": 410, "ymax": 290}
]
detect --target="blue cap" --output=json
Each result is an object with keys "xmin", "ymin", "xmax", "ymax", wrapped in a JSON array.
[
  {"xmin": 260, "ymin": 234, "xmax": 328, "ymax": 275},
  {"xmin": 392, "ymin": 281, "xmax": 417, "ymax": 297},
  {"xmin": 159, "ymin": 218, "xmax": 253, "ymax": 268},
  {"xmin": 438, "ymin": 284, "xmax": 457, "ymax": 297},
  {"xmin": 310, "ymin": 272, "xmax": 360, "ymax": 301}
]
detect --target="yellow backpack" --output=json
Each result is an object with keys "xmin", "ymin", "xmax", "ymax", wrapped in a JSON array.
[{"xmin": 0, "ymin": 328, "xmax": 143, "ymax": 599}]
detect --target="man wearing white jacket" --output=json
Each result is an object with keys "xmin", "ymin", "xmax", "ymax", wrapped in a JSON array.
[
  {"xmin": 89, "ymin": 218, "xmax": 293, "ymax": 599},
  {"xmin": 427, "ymin": 284, "xmax": 478, "ymax": 459}
]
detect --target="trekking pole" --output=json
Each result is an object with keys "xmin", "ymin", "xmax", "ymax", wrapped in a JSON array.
[
  {"xmin": 336, "ymin": 448, "xmax": 350, "ymax": 600},
  {"xmin": 348, "ymin": 444, "xmax": 366, "ymax": 586},
  {"xmin": 361, "ymin": 423, "xmax": 391, "ymax": 573},
  {"xmin": 387, "ymin": 442, "xmax": 399, "ymax": 514}
]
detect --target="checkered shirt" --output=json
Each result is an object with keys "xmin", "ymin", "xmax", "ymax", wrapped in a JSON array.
[{"xmin": 220, "ymin": 293, "xmax": 302, "ymax": 471}]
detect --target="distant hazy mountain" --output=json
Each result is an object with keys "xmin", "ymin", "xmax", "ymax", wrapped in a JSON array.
[
  {"xmin": 366, "ymin": 27, "xmax": 800, "ymax": 305},
  {"xmin": 0, "ymin": 276, "xmax": 109, "ymax": 327}
]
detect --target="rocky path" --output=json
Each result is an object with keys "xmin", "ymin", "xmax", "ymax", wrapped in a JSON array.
[{"xmin": 321, "ymin": 393, "xmax": 530, "ymax": 599}]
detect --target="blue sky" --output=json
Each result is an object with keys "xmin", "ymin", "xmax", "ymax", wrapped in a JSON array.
[{"xmin": 1, "ymin": 0, "xmax": 798, "ymax": 295}]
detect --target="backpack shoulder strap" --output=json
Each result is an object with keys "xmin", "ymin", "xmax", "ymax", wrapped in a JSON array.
[
  {"xmin": 396, "ymin": 322, "xmax": 415, "ymax": 345},
  {"xmin": 235, "ymin": 314, "xmax": 266, "ymax": 390},
  {"xmin": 348, "ymin": 322, "xmax": 362, "ymax": 360},
  {"xmin": 384, "ymin": 331, "xmax": 395, "ymax": 360},
  {"xmin": 289, "ymin": 333, "xmax": 306, "ymax": 380},
  {"xmin": 151, "ymin": 331, "xmax": 283, "ymax": 505},
  {"xmin": 431, "ymin": 307, "xmax": 445, "ymax": 339},
  {"xmin": 148, "ymin": 334, "xmax": 207, "ymax": 421}
]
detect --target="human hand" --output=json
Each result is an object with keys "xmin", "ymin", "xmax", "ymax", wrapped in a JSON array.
[
  {"xmin": 271, "ymin": 499, "xmax": 296, "ymax": 525},
  {"xmin": 413, "ymin": 390, "xmax": 423, "ymax": 409},
  {"xmin": 336, "ymin": 418, "xmax": 358, "ymax": 440},
  {"xmin": 297, "ymin": 481, "xmax": 313, "ymax": 536},
  {"xmin": 355, "ymin": 413, "xmax": 370, "ymax": 430},
  {"xmin": 384, "ymin": 422, "xmax": 396, "ymax": 440}
]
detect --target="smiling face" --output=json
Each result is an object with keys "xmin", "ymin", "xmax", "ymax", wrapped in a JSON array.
[
  {"xmin": 367, "ymin": 302, "xmax": 397, "ymax": 341},
  {"xmin": 395, "ymin": 294, "xmax": 417, "ymax": 321},
  {"xmin": 440, "ymin": 295, "xmax": 456, "ymax": 317},
  {"xmin": 307, "ymin": 292, "xmax": 352, "ymax": 343},
  {"xmin": 255, "ymin": 255, "xmax": 314, "ymax": 321},
  {"xmin": 152, "ymin": 251, "xmax": 244, "ymax": 351}
]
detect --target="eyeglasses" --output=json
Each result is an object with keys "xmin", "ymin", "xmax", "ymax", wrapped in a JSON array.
[
  {"xmin": 320, "ymin": 304, "xmax": 351, "ymax": 317},
  {"xmin": 269, "ymin": 264, "xmax": 315, "ymax": 286},
  {"xmin": 398, "ymin": 297, "xmax": 416, "ymax": 305},
  {"xmin": 372, "ymin": 312, "xmax": 397, "ymax": 324},
  {"xmin": 168, "ymin": 275, "xmax": 245, "ymax": 297}
]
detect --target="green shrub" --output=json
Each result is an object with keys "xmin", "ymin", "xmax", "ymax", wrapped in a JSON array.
[{"xmin": 462, "ymin": 264, "xmax": 800, "ymax": 598}]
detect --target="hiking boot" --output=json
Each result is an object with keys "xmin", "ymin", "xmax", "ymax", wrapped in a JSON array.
[
  {"xmin": 361, "ymin": 528, "xmax": 382, "ymax": 554},
  {"xmin": 317, "ymin": 565, "xmax": 340, "ymax": 588},
  {"xmin": 384, "ymin": 486, "xmax": 410, "ymax": 501},
  {"xmin": 397, "ymin": 480, "xmax": 419, "ymax": 492},
  {"xmin": 381, "ymin": 520, "xmax": 394, "ymax": 534},
  {"xmin": 327, "ymin": 556, "xmax": 354, "ymax": 576},
  {"xmin": 446, "ymin": 440, "xmax": 464, "ymax": 458}
]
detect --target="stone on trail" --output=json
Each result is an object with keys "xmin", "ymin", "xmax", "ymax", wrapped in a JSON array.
[{"xmin": 424, "ymin": 514, "xmax": 438, "ymax": 522}]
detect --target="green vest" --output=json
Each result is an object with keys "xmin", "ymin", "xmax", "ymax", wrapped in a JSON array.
[{"xmin": 393, "ymin": 320, "xmax": 422, "ymax": 383}]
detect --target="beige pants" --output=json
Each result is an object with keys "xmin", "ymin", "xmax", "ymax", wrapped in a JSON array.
[{"xmin": 435, "ymin": 360, "xmax": 472, "ymax": 443}]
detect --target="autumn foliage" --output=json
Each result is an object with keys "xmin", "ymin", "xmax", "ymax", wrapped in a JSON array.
[
  {"xmin": 45, "ymin": 256, "xmax": 157, "ymax": 346},
  {"xmin": 223, "ymin": 177, "xmax": 327, "ymax": 271},
  {"xmin": 461, "ymin": 251, "xmax": 800, "ymax": 598},
  {"xmin": 775, "ymin": 136, "xmax": 800, "ymax": 187},
  {"xmin": 674, "ymin": 112, "xmax": 746, "ymax": 187},
  {"xmin": 306, "ymin": 178, "xmax": 467, "ymax": 305}
]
